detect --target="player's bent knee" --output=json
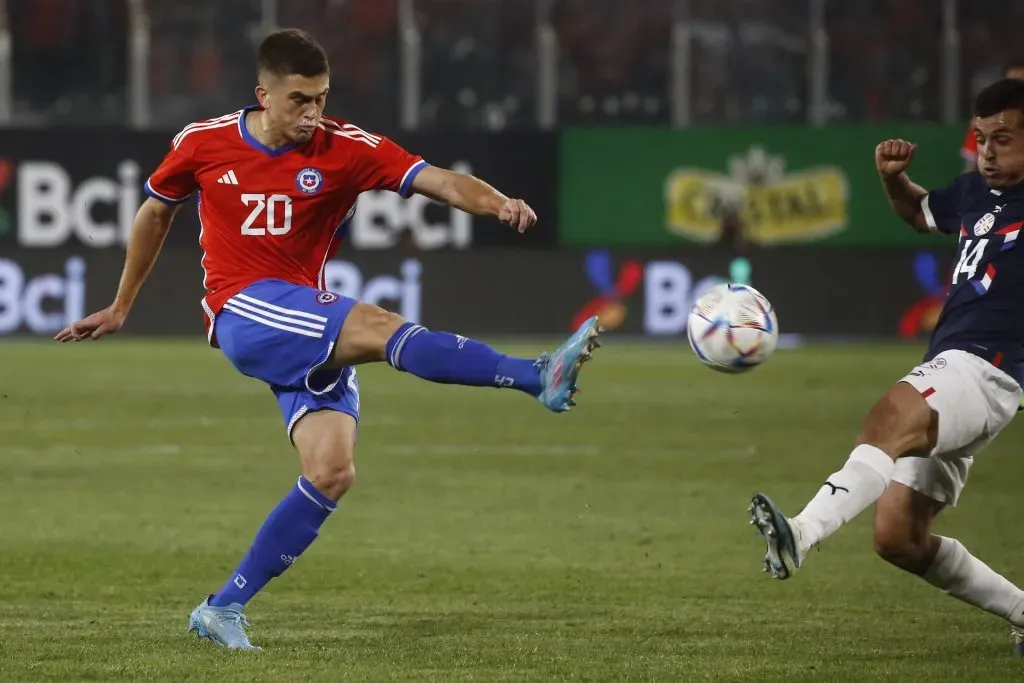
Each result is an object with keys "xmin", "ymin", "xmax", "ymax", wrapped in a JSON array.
[
  {"xmin": 304, "ymin": 458, "xmax": 355, "ymax": 501},
  {"xmin": 291, "ymin": 410, "xmax": 358, "ymax": 501},
  {"xmin": 331, "ymin": 302, "xmax": 407, "ymax": 367},
  {"xmin": 874, "ymin": 537, "xmax": 914, "ymax": 571},
  {"xmin": 856, "ymin": 382, "xmax": 936, "ymax": 458},
  {"xmin": 873, "ymin": 512, "xmax": 925, "ymax": 572},
  {"xmin": 873, "ymin": 483, "xmax": 942, "ymax": 575},
  {"xmin": 873, "ymin": 521, "xmax": 934, "ymax": 574},
  {"xmin": 300, "ymin": 437, "xmax": 355, "ymax": 500}
]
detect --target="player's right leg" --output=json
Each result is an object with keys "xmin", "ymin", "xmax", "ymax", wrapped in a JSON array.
[
  {"xmin": 188, "ymin": 408, "xmax": 356, "ymax": 650},
  {"xmin": 324, "ymin": 301, "xmax": 602, "ymax": 413},
  {"xmin": 750, "ymin": 380, "xmax": 934, "ymax": 579},
  {"xmin": 751, "ymin": 350, "xmax": 1020, "ymax": 581},
  {"xmin": 189, "ymin": 377, "xmax": 359, "ymax": 650},
  {"xmin": 188, "ymin": 281, "xmax": 362, "ymax": 650}
]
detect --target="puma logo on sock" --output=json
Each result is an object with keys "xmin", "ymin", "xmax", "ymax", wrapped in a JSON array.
[{"xmin": 822, "ymin": 480, "xmax": 849, "ymax": 495}]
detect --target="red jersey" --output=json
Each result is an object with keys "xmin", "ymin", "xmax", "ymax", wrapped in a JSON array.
[
  {"xmin": 145, "ymin": 106, "xmax": 427, "ymax": 343},
  {"xmin": 961, "ymin": 125, "xmax": 977, "ymax": 164}
]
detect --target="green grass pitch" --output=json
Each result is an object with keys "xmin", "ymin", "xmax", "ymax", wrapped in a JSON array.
[{"xmin": 1, "ymin": 338, "xmax": 1022, "ymax": 681}]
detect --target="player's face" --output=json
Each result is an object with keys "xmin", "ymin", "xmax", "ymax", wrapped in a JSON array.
[
  {"xmin": 259, "ymin": 73, "xmax": 330, "ymax": 144},
  {"xmin": 974, "ymin": 109, "xmax": 1024, "ymax": 189}
]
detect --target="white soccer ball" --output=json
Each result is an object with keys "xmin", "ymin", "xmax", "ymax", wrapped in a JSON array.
[{"xmin": 687, "ymin": 283, "xmax": 779, "ymax": 373}]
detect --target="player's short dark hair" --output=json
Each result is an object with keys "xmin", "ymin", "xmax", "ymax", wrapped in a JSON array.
[
  {"xmin": 974, "ymin": 78, "xmax": 1024, "ymax": 122},
  {"xmin": 257, "ymin": 29, "xmax": 329, "ymax": 79}
]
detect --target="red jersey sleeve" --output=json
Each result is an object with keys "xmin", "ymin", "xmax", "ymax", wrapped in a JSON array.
[
  {"xmin": 960, "ymin": 126, "xmax": 978, "ymax": 162},
  {"xmin": 351, "ymin": 133, "xmax": 428, "ymax": 198},
  {"xmin": 145, "ymin": 140, "xmax": 199, "ymax": 205}
]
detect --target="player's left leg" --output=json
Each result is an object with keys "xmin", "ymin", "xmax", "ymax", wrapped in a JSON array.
[
  {"xmin": 875, "ymin": 477, "xmax": 1024, "ymax": 656},
  {"xmin": 873, "ymin": 479, "xmax": 946, "ymax": 576},
  {"xmin": 324, "ymin": 301, "xmax": 601, "ymax": 413}
]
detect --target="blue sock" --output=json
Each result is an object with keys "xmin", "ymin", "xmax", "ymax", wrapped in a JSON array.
[
  {"xmin": 385, "ymin": 323, "xmax": 542, "ymax": 397},
  {"xmin": 209, "ymin": 477, "xmax": 335, "ymax": 608}
]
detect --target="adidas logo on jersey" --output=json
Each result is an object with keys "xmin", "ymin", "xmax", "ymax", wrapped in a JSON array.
[{"xmin": 217, "ymin": 170, "xmax": 239, "ymax": 185}]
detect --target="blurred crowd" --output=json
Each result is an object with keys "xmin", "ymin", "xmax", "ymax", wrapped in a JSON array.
[{"xmin": 9, "ymin": 0, "xmax": 1023, "ymax": 129}]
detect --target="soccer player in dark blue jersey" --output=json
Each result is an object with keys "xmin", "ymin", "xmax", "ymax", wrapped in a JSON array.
[
  {"xmin": 960, "ymin": 60, "xmax": 1024, "ymax": 173},
  {"xmin": 749, "ymin": 78, "xmax": 1024, "ymax": 656}
]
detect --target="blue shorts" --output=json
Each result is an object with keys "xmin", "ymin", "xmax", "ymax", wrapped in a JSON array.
[{"xmin": 213, "ymin": 279, "xmax": 360, "ymax": 440}]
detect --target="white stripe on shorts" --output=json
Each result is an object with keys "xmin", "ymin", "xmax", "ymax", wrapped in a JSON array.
[
  {"xmin": 224, "ymin": 297, "xmax": 326, "ymax": 332},
  {"xmin": 233, "ymin": 292, "xmax": 329, "ymax": 323},
  {"xmin": 222, "ymin": 303, "xmax": 324, "ymax": 338}
]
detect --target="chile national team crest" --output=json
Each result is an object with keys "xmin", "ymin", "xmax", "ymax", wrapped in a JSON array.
[
  {"xmin": 296, "ymin": 167, "xmax": 324, "ymax": 194},
  {"xmin": 317, "ymin": 291, "xmax": 339, "ymax": 305}
]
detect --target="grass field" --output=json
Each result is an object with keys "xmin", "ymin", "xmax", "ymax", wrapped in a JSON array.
[{"xmin": 1, "ymin": 338, "xmax": 1023, "ymax": 681}]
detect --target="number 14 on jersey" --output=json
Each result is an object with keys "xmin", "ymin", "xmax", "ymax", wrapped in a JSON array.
[
  {"xmin": 953, "ymin": 238, "xmax": 988, "ymax": 284},
  {"xmin": 241, "ymin": 193, "xmax": 293, "ymax": 236}
]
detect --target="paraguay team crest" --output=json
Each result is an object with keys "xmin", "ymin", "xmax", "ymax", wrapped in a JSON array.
[
  {"xmin": 296, "ymin": 167, "xmax": 324, "ymax": 194},
  {"xmin": 974, "ymin": 212, "xmax": 995, "ymax": 236}
]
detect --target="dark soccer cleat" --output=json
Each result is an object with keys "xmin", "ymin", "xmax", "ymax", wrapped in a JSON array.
[{"xmin": 749, "ymin": 493, "xmax": 802, "ymax": 580}]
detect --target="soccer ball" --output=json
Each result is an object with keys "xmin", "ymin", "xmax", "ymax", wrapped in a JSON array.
[{"xmin": 687, "ymin": 283, "xmax": 778, "ymax": 373}]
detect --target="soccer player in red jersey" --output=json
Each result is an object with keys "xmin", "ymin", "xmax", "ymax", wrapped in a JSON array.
[
  {"xmin": 962, "ymin": 60, "xmax": 1024, "ymax": 173},
  {"xmin": 55, "ymin": 29, "xmax": 601, "ymax": 650}
]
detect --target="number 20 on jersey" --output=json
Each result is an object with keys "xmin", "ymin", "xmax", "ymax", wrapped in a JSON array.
[{"xmin": 241, "ymin": 193, "xmax": 293, "ymax": 236}]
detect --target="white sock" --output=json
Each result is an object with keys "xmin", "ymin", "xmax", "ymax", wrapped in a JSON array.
[
  {"xmin": 925, "ymin": 536, "xmax": 1024, "ymax": 626},
  {"xmin": 791, "ymin": 444, "xmax": 895, "ymax": 555}
]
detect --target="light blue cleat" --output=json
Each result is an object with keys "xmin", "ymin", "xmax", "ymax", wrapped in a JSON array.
[
  {"xmin": 536, "ymin": 315, "xmax": 602, "ymax": 413},
  {"xmin": 1013, "ymin": 626, "xmax": 1024, "ymax": 658},
  {"xmin": 749, "ymin": 493, "xmax": 801, "ymax": 580},
  {"xmin": 188, "ymin": 596, "xmax": 261, "ymax": 651}
]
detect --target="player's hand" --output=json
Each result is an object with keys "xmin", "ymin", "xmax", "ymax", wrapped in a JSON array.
[
  {"xmin": 498, "ymin": 198, "xmax": 537, "ymax": 234},
  {"xmin": 54, "ymin": 305, "xmax": 127, "ymax": 342},
  {"xmin": 876, "ymin": 139, "xmax": 917, "ymax": 177}
]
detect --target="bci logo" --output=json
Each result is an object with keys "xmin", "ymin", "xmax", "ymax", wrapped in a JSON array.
[
  {"xmin": 0, "ymin": 256, "xmax": 419, "ymax": 337},
  {"xmin": 10, "ymin": 158, "xmax": 473, "ymax": 250},
  {"xmin": 16, "ymin": 160, "xmax": 141, "ymax": 247},
  {"xmin": 0, "ymin": 257, "xmax": 86, "ymax": 334},
  {"xmin": 322, "ymin": 258, "xmax": 422, "ymax": 323},
  {"xmin": 349, "ymin": 161, "xmax": 473, "ymax": 250},
  {"xmin": 573, "ymin": 250, "xmax": 747, "ymax": 335}
]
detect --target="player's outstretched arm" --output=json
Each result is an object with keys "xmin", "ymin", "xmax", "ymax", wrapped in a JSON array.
[
  {"xmin": 54, "ymin": 197, "xmax": 181, "ymax": 342},
  {"xmin": 876, "ymin": 139, "xmax": 930, "ymax": 233},
  {"xmin": 410, "ymin": 166, "xmax": 537, "ymax": 233}
]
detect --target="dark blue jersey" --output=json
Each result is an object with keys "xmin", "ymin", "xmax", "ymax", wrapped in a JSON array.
[{"xmin": 921, "ymin": 171, "xmax": 1024, "ymax": 384}]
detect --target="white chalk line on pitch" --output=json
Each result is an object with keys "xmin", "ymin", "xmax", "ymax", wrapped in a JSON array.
[
  {"xmin": 4, "ymin": 443, "xmax": 183, "ymax": 457},
  {"xmin": 0, "ymin": 414, "xmax": 404, "ymax": 432},
  {"xmin": 379, "ymin": 444, "xmax": 603, "ymax": 457},
  {"xmin": 0, "ymin": 417, "xmax": 229, "ymax": 432},
  {"xmin": 10, "ymin": 384, "xmax": 270, "ymax": 397},
  {"xmin": 375, "ymin": 444, "xmax": 758, "ymax": 459},
  {"xmin": 1, "ymin": 441, "xmax": 758, "ymax": 463}
]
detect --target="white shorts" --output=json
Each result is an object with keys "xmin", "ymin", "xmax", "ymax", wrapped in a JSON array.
[{"xmin": 892, "ymin": 350, "xmax": 1021, "ymax": 506}]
